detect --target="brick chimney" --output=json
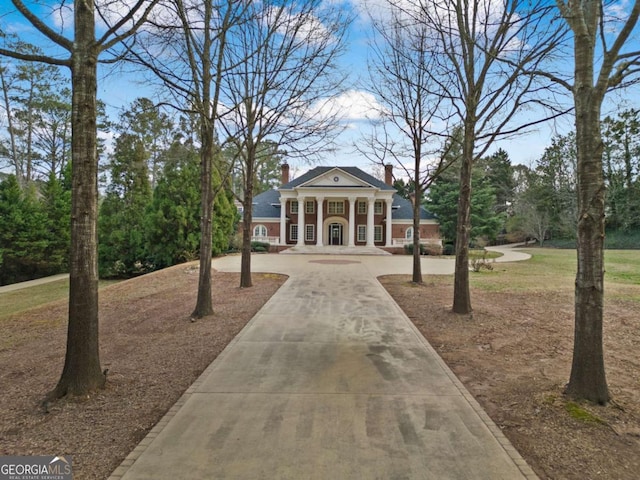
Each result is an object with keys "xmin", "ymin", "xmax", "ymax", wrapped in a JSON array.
[
  {"xmin": 384, "ymin": 164, "xmax": 393, "ymax": 186},
  {"xmin": 281, "ymin": 163, "xmax": 290, "ymax": 185}
]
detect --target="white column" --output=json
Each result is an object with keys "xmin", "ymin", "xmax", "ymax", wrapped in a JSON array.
[
  {"xmin": 385, "ymin": 198, "xmax": 393, "ymax": 247},
  {"xmin": 316, "ymin": 196, "xmax": 324, "ymax": 246},
  {"xmin": 297, "ymin": 196, "xmax": 306, "ymax": 246},
  {"xmin": 348, "ymin": 197, "xmax": 356, "ymax": 247},
  {"xmin": 280, "ymin": 198, "xmax": 287, "ymax": 245},
  {"xmin": 366, "ymin": 197, "xmax": 375, "ymax": 246}
]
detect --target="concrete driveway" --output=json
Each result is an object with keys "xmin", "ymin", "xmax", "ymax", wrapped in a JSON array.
[{"xmin": 111, "ymin": 248, "xmax": 536, "ymax": 480}]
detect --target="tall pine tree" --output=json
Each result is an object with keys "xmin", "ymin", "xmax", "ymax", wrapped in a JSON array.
[{"xmin": 98, "ymin": 134, "xmax": 152, "ymax": 278}]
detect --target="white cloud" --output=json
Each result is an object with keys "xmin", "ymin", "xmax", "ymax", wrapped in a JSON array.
[
  {"xmin": 262, "ymin": 4, "xmax": 337, "ymax": 47},
  {"xmin": 50, "ymin": 2, "xmax": 74, "ymax": 31},
  {"xmin": 354, "ymin": 0, "xmax": 522, "ymax": 50},
  {"xmin": 51, "ymin": 0, "xmax": 175, "ymax": 34},
  {"xmin": 603, "ymin": 0, "xmax": 633, "ymax": 33},
  {"xmin": 314, "ymin": 90, "xmax": 385, "ymax": 122}
]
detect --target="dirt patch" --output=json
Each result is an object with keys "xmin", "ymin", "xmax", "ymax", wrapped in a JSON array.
[
  {"xmin": 380, "ymin": 276, "xmax": 640, "ymax": 480},
  {"xmin": 0, "ymin": 263, "xmax": 286, "ymax": 480}
]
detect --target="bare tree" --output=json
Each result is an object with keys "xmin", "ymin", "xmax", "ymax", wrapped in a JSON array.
[
  {"xmin": 363, "ymin": 5, "xmax": 453, "ymax": 283},
  {"xmin": 546, "ymin": 0, "xmax": 640, "ymax": 404},
  {"xmin": 129, "ymin": 0, "xmax": 244, "ymax": 318},
  {"xmin": 0, "ymin": 40, "xmax": 63, "ymax": 186},
  {"xmin": 0, "ymin": 0, "xmax": 159, "ymax": 398},
  {"xmin": 221, "ymin": 0, "xmax": 350, "ymax": 288},
  {"xmin": 405, "ymin": 0, "xmax": 567, "ymax": 313}
]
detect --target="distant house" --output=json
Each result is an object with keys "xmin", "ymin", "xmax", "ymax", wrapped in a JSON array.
[{"xmin": 246, "ymin": 164, "xmax": 440, "ymax": 252}]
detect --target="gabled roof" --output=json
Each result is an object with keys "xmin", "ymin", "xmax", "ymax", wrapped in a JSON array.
[
  {"xmin": 252, "ymin": 188, "xmax": 281, "ymax": 218},
  {"xmin": 280, "ymin": 166, "xmax": 395, "ymax": 191},
  {"xmin": 251, "ymin": 190, "xmax": 435, "ymax": 221},
  {"xmin": 250, "ymin": 166, "xmax": 435, "ymax": 221},
  {"xmin": 391, "ymin": 194, "xmax": 436, "ymax": 220}
]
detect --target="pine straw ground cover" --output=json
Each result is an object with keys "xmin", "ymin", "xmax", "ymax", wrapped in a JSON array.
[
  {"xmin": 380, "ymin": 248, "xmax": 640, "ymax": 480},
  {"xmin": 2, "ymin": 249, "xmax": 638, "ymax": 480},
  {"xmin": 0, "ymin": 261, "xmax": 286, "ymax": 479}
]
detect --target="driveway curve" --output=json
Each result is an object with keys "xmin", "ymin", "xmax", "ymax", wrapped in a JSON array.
[{"xmin": 111, "ymin": 250, "xmax": 536, "ymax": 480}]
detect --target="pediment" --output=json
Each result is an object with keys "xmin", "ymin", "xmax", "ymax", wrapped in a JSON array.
[{"xmin": 299, "ymin": 168, "xmax": 373, "ymax": 189}]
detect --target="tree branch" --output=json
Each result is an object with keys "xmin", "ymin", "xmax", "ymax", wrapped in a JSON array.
[
  {"xmin": 0, "ymin": 47, "xmax": 70, "ymax": 67},
  {"xmin": 10, "ymin": 0, "xmax": 73, "ymax": 51}
]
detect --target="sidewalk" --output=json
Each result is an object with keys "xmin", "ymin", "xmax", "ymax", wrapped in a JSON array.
[
  {"xmin": 0, "ymin": 273, "xmax": 69, "ymax": 293},
  {"xmin": 111, "ymin": 253, "xmax": 536, "ymax": 480}
]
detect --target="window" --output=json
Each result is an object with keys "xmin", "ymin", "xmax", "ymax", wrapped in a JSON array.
[
  {"xmin": 374, "ymin": 225, "xmax": 383, "ymax": 242},
  {"xmin": 357, "ymin": 225, "xmax": 366, "ymax": 242},
  {"xmin": 290, "ymin": 224, "xmax": 298, "ymax": 241},
  {"xmin": 374, "ymin": 201, "xmax": 383, "ymax": 215},
  {"xmin": 253, "ymin": 225, "xmax": 267, "ymax": 237},
  {"xmin": 305, "ymin": 224, "xmax": 315, "ymax": 242},
  {"xmin": 305, "ymin": 200, "xmax": 315, "ymax": 214},
  {"xmin": 405, "ymin": 227, "xmax": 413, "ymax": 240},
  {"xmin": 328, "ymin": 200, "xmax": 344, "ymax": 214},
  {"xmin": 358, "ymin": 201, "xmax": 367, "ymax": 214},
  {"xmin": 291, "ymin": 200, "xmax": 299, "ymax": 214}
]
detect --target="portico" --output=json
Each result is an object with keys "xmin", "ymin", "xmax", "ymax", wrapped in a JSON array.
[
  {"xmin": 280, "ymin": 188, "xmax": 393, "ymax": 247},
  {"xmin": 249, "ymin": 165, "xmax": 441, "ymax": 252}
]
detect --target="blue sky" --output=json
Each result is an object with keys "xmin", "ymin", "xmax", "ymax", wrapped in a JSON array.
[{"xmin": 2, "ymin": 0, "xmax": 639, "ymax": 179}]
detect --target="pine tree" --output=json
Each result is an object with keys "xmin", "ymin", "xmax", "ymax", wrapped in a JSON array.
[
  {"xmin": 145, "ymin": 142, "xmax": 237, "ymax": 269},
  {"xmin": 40, "ymin": 167, "xmax": 71, "ymax": 274},
  {"xmin": 0, "ymin": 175, "xmax": 49, "ymax": 285},
  {"xmin": 98, "ymin": 134, "xmax": 152, "ymax": 278},
  {"xmin": 427, "ymin": 163, "xmax": 503, "ymax": 247},
  {"xmin": 145, "ymin": 143, "xmax": 202, "ymax": 269}
]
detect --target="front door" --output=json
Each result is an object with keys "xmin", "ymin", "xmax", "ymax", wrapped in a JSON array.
[{"xmin": 329, "ymin": 223, "xmax": 343, "ymax": 246}]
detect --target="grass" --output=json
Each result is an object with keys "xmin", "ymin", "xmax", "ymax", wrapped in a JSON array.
[
  {"xmin": 468, "ymin": 248, "xmax": 502, "ymax": 260},
  {"xmin": 468, "ymin": 248, "xmax": 577, "ymax": 293},
  {"xmin": 565, "ymin": 401, "xmax": 605, "ymax": 424},
  {"xmin": 603, "ymin": 250, "xmax": 640, "ymax": 285},
  {"xmin": 0, "ymin": 278, "xmax": 121, "ymax": 321},
  {"xmin": 459, "ymin": 248, "xmax": 640, "ymax": 301}
]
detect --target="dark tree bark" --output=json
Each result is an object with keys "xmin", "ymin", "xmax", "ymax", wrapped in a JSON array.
[
  {"xmin": 555, "ymin": 0, "xmax": 638, "ymax": 404},
  {"xmin": 53, "ymin": 0, "xmax": 104, "ymax": 396},
  {"xmin": 566, "ymin": 22, "xmax": 609, "ymax": 404},
  {"xmin": 550, "ymin": 0, "xmax": 640, "ymax": 404},
  {"xmin": 412, "ymin": 182, "xmax": 422, "ymax": 284},
  {"xmin": 240, "ymin": 149, "xmax": 255, "ymax": 288},
  {"xmin": 191, "ymin": 2, "xmax": 216, "ymax": 318},
  {"xmin": 452, "ymin": 123, "xmax": 474, "ymax": 314},
  {"xmin": 192, "ymin": 120, "xmax": 215, "ymax": 317},
  {"xmin": 1, "ymin": 0, "xmax": 158, "ymax": 398},
  {"xmin": 566, "ymin": 55, "xmax": 608, "ymax": 404}
]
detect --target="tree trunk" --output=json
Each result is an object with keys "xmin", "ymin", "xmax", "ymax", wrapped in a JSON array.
[
  {"xmin": 240, "ymin": 195, "xmax": 253, "ymax": 288},
  {"xmin": 565, "ymin": 24, "xmax": 609, "ymax": 404},
  {"xmin": 0, "ymin": 67, "xmax": 21, "ymax": 187},
  {"xmin": 240, "ymin": 153, "xmax": 254, "ymax": 288},
  {"xmin": 191, "ymin": 124, "xmax": 214, "ymax": 318},
  {"xmin": 191, "ymin": 6, "xmax": 215, "ymax": 319},
  {"xmin": 411, "ymin": 176, "xmax": 422, "ymax": 284},
  {"xmin": 52, "ymin": 0, "xmax": 104, "ymax": 398},
  {"xmin": 452, "ymin": 126, "xmax": 474, "ymax": 314}
]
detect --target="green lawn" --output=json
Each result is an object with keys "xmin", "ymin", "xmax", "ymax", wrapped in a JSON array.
[
  {"xmin": 0, "ymin": 278, "xmax": 121, "ymax": 320},
  {"xmin": 468, "ymin": 248, "xmax": 502, "ymax": 260},
  {"xmin": 466, "ymin": 248, "xmax": 640, "ymax": 300}
]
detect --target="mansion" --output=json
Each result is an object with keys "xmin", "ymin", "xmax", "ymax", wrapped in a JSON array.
[{"xmin": 248, "ymin": 164, "xmax": 440, "ymax": 251}]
